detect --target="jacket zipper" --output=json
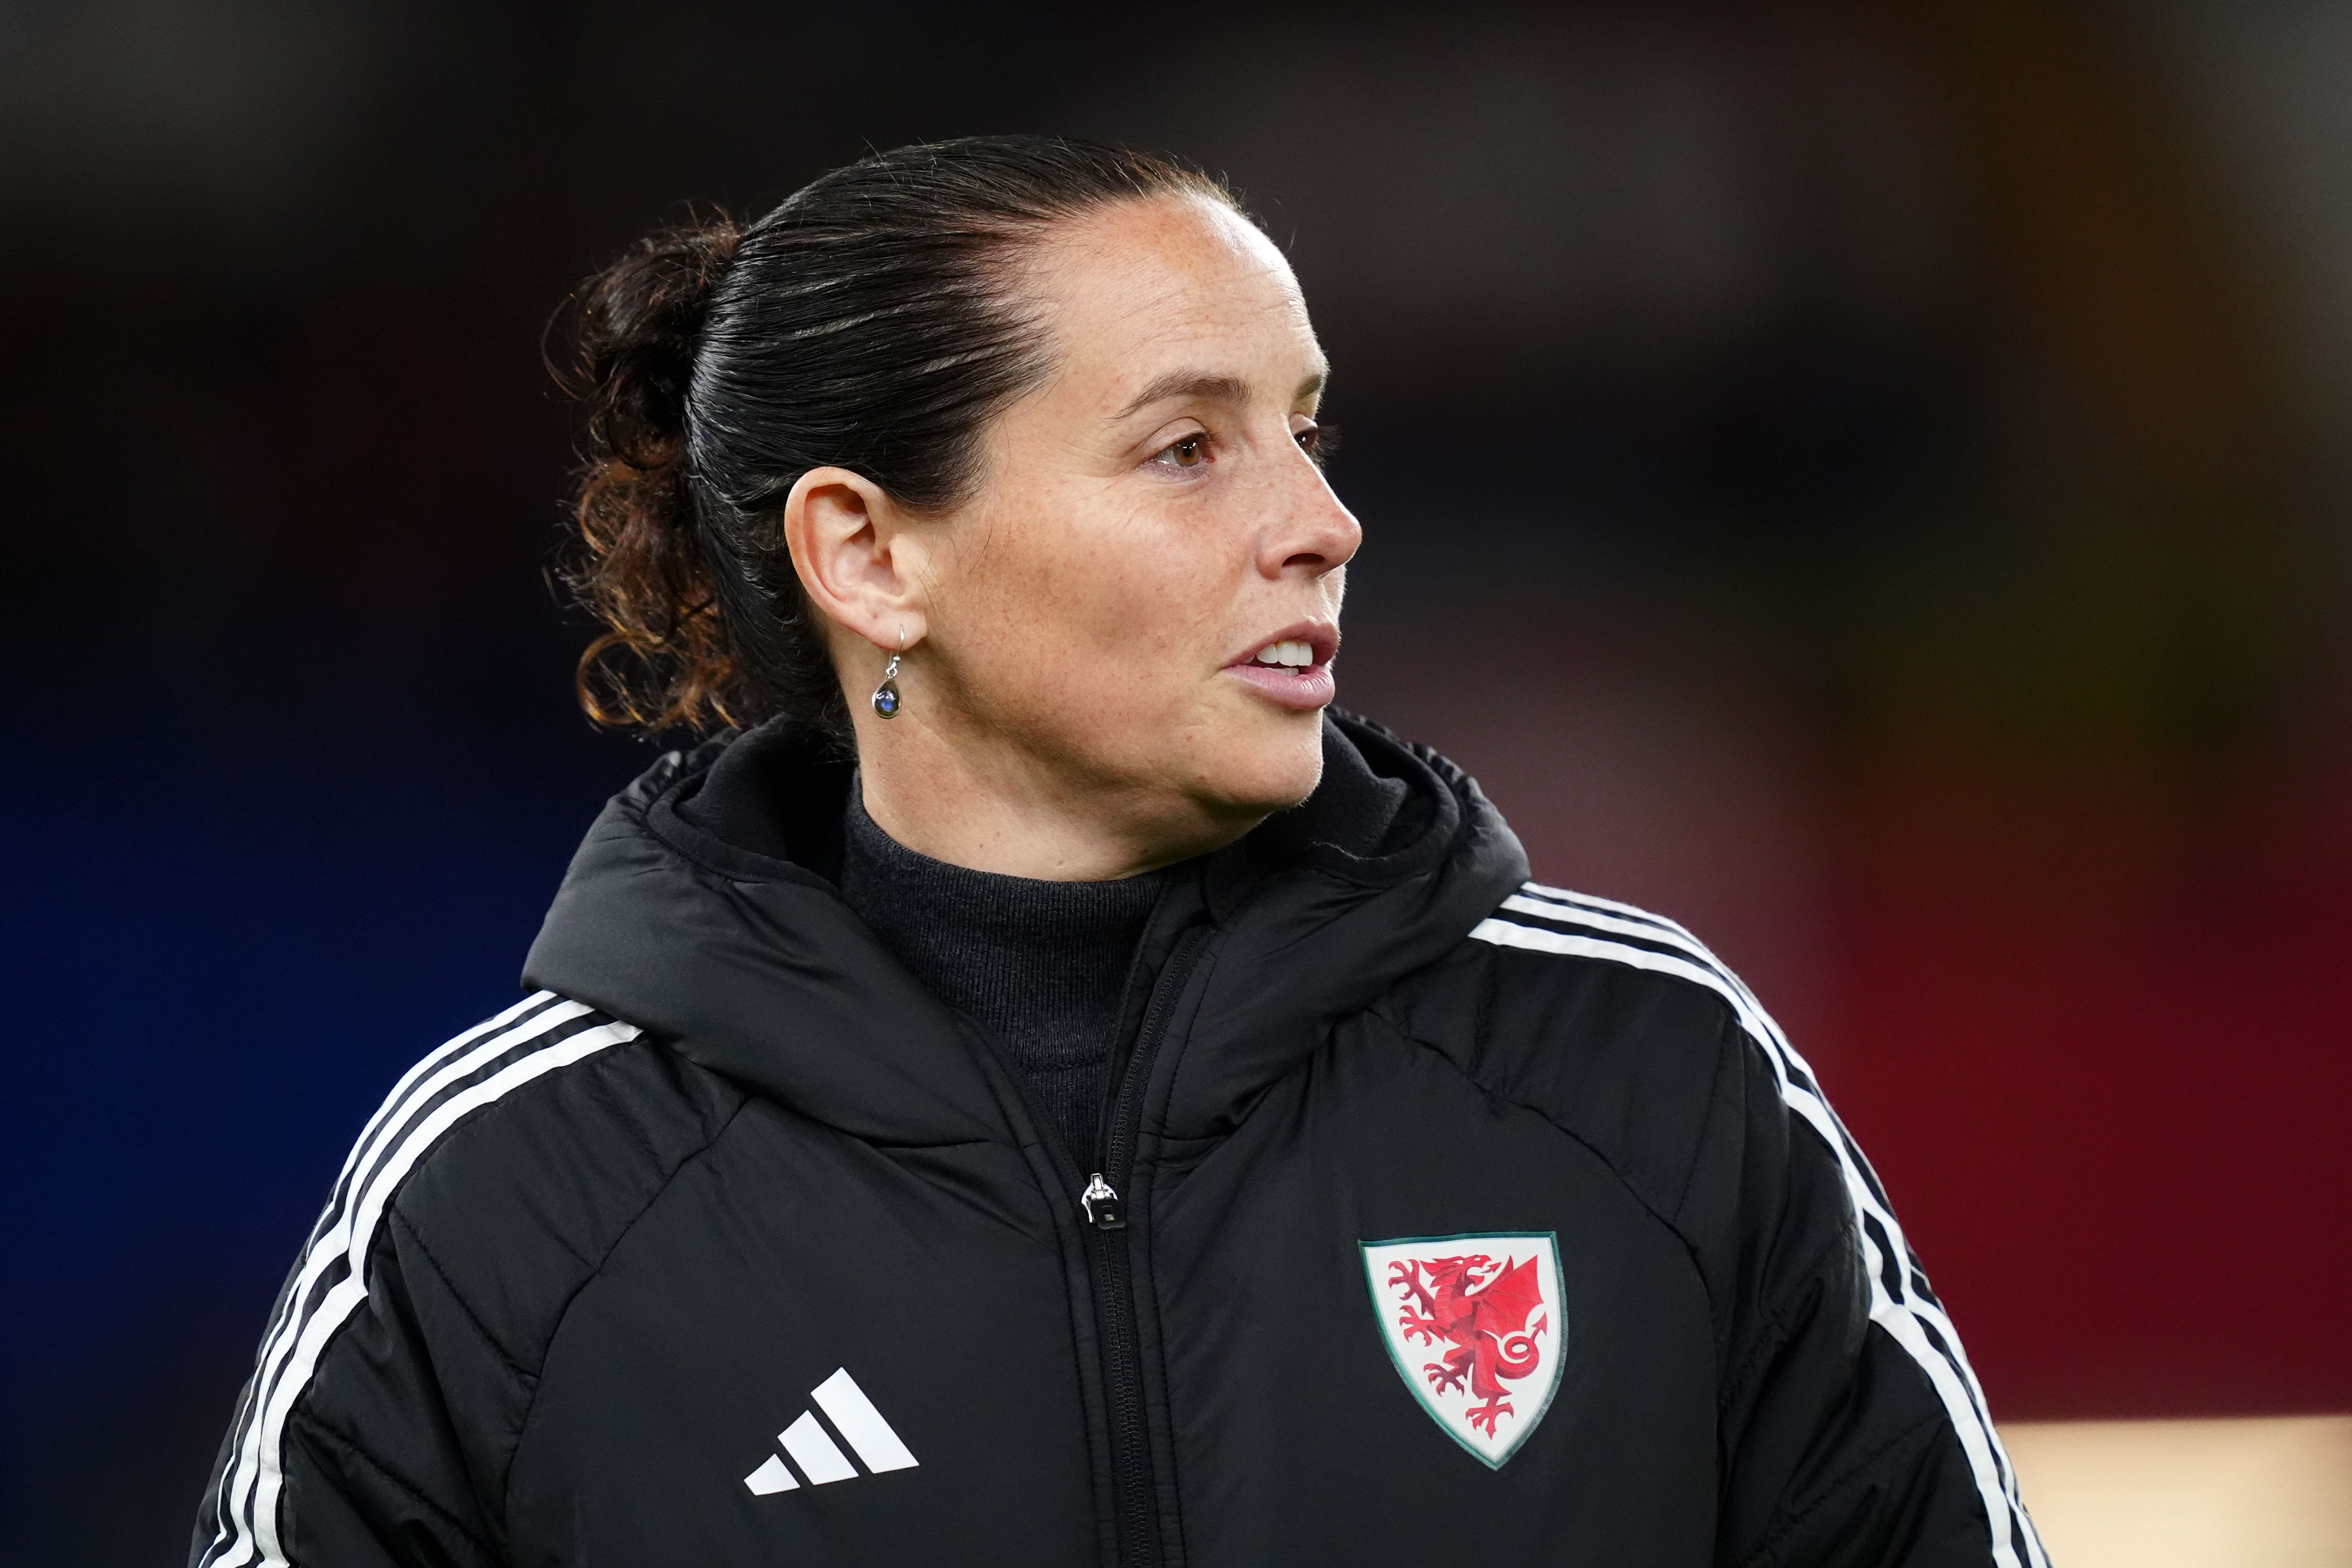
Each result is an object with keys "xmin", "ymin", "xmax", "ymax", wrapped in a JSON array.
[{"xmin": 1081, "ymin": 927, "xmax": 1207, "ymax": 1568}]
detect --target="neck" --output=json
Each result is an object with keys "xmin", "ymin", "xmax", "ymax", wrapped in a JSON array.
[{"xmin": 849, "ymin": 707, "xmax": 1260, "ymax": 882}]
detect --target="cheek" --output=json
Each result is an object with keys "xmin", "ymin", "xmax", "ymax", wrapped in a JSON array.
[{"xmin": 961, "ymin": 491, "xmax": 1227, "ymax": 673}]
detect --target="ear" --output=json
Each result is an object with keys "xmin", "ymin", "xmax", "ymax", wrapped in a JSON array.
[{"xmin": 781, "ymin": 466, "xmax": 930, "ymax": 651}]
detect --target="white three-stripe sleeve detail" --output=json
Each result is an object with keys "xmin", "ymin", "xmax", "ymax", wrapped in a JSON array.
[
  {"xmin": 810, "ymin": 1368, "xmax": 919, "ymax": 1472},
  {"xmin": 200, "ymin": 1001, "xmax": 629, "ymax": 1568},
  {"xmin": 199, "ymin": 993, "xmax": 579, "ymax": 1567},
  {"xmin": 1471, "ymin": 902, "xmax": 2046, "ymax": 1568},
  {"xmin": 1500, "ymin": 892, "xmax": 2016, "ymax": 1435},
  {"xmin": 1521, "ymin": 880, "xmax": 1703, "ymax": 941},
  {"xmin": 199, "ymin": 989, "xmax": 566, "ymax": 1557},
  {"xmin": 246, "ymin": 1017, "xmax": 639, "ymax": 1565},
  {"xmin": 203, "ymin": 996, "xmax": 592, "ymax": 1567}
]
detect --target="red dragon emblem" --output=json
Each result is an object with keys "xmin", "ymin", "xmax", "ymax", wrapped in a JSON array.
[{"xmin": 1385, "ymin": 1252, "xmax": 1550, "ymax": 1437}]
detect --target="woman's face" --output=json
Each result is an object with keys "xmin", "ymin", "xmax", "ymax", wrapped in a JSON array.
[{"xmin": 808, "ymin": 193, "xmax": 1361, "ymax": 873}]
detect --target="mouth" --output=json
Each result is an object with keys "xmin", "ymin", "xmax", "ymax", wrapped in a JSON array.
[{"xmin": 1221, "ymin": 621, "xmax": 1339, "ymax": 713}]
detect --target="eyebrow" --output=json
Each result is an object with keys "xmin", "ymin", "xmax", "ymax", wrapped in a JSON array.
[{"xmin": 1114, "ymin": 369, "xmax": 1328, "ymax": 421}]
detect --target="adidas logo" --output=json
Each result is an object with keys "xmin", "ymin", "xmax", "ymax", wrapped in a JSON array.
[{"xmin": 744, "ymin": 1368, "xmax": 920, "ymax": 1495}]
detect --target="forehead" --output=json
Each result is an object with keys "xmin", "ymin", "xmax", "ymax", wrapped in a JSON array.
[{"xmin": 1020, "ymin": 194, "xmax": 1319, "ymax": 391}]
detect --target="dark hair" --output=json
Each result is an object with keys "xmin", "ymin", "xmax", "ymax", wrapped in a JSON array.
[{"xmin": 556, "ymin": 135, "xmax": 1238, "ymax": 738}]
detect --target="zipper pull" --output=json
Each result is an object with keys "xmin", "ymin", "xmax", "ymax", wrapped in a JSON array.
[{"xmin": 1081, "ymin": 1172, "xmax": 1125, "ymax": 1230}]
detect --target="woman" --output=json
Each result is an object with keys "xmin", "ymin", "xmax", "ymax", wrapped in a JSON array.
[{"xmin": 192, "ymin": 137, "xmax": 2045, "ymax": 1568}]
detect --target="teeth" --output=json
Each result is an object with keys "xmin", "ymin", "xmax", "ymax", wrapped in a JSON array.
[{"xmin": 1254, "ymin": 640, "xmax": 1314, "ymax": 668}]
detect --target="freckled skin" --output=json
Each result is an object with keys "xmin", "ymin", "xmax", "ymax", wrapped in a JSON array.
[{"xmin": 784, "ymin": 194, "xmax": 1361, "ymax": 880}]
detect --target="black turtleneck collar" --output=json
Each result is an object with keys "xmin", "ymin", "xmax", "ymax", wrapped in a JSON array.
[{"xmin": 835, "ymin": 783, "xmax": 1167, "ymax": 1162}]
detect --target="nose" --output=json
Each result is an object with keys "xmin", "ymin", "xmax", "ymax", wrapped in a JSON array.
[{"xmin": 1261, "ymin": 446, "xmax": 1363, "ymax": 579}]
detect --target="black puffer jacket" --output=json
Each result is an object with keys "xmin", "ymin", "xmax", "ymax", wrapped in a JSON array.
[{"xmin": 191, "ymin": 714, "xmax": 2046, "ymax": 1568}]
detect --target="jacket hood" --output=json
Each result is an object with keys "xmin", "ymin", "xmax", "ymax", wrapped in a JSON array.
[{"xmin": 523, "ymin": 711, "xmax": 1528, "ymax": 1146}]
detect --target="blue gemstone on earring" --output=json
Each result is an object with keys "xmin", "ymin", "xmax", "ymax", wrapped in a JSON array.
[{"xmin": 873, "ymin": 679, "xmax": 901, "ymax": 718}]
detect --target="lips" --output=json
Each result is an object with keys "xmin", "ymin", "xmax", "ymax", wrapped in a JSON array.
[{"xmin": 1222, "ymin": 621, "xmax": 1339, "ymax": 712}]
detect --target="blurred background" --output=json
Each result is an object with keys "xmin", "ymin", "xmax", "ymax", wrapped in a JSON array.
[{"xmin": 4, "ymin": 1, "xmax": 2348, "ymax": 1562}]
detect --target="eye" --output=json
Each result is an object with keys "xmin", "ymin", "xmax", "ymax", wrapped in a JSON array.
[
  {"xmin": 1296, "ymin": 421, "xmax": 1341, "ymax": 467},
  {"xmin": 1153, "ymin": 433, "xmax": 1210, "ymax": 470}
]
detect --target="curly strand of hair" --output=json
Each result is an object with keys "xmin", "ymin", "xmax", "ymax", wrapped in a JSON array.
[{"xmin": 556, "ymin": 212, "xmax": 754, "ymax": 735}]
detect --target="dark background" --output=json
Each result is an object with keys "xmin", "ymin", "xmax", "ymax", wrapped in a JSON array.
[{"xmin": 5, "ymin": 3, "xmax": 2349, "ymax": 1563}]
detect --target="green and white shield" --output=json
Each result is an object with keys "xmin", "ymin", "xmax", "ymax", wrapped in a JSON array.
[{"xmin": 1361, "ymin": 1231, "xmax": 1565, "ymax": 1467}]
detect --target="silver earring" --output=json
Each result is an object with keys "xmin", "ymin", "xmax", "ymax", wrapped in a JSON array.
[{"xmin": 872, "ymin": 651, "xmax": 903, "ymax": 719}]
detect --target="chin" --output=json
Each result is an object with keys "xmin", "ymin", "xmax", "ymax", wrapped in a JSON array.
[{"xmin": 1191, "ymin": 717, "xmax": 1327, "ymax": 821}]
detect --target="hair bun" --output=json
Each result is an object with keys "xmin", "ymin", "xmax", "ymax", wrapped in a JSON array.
[{"xmin": 566, "ymin": 215, "xmax": 742, "ymax": 469}]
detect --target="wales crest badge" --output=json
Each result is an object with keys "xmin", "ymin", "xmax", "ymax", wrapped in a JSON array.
[{"xmin": 1360, "ymin": 1231, "xmax": 1565, "ymax": 1467}]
